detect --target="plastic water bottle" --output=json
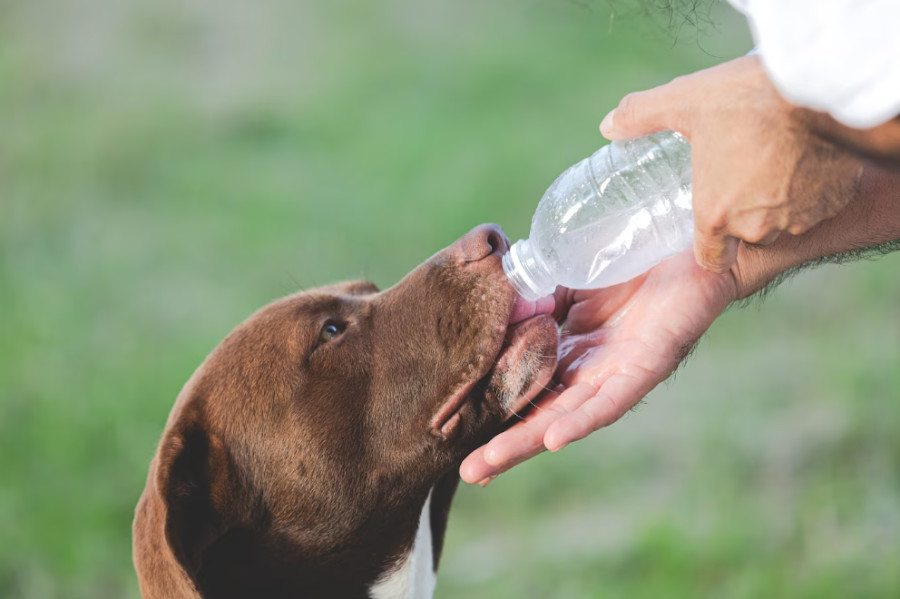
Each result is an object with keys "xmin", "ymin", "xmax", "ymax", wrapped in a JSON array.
[{"xmin": 503, "ymin": 130, "xmax": 694, "ymax": 301}]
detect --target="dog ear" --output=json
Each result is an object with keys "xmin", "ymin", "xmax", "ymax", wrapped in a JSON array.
[
  {"xmin": 155, "ymin": 421, "xmax": 232, "ymax": 589},
  {"xmin": 333, "ymin": 280, "xmax": 380, "ymax": 296},
  {"xmin": 347, "ymin": 281, "xmax": 379, "ymax": 295}
]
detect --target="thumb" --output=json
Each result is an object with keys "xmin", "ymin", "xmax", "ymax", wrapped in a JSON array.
[
  {"xmin": 600, "ymin": 81, "xmax": 687, "ymax": 141},
  {"xmin": 693, "ymin": 229, "xmax": 739, "ymax": 274}
]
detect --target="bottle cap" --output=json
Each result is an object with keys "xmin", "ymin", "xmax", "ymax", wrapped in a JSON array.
[{"xmin": 502, "ymin": 239, "xmax": 554, "ymax": 302}]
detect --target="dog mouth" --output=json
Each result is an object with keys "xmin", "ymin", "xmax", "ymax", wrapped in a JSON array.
[
  {"xmin": 430, "ymin": 293, "xmax": 558, "ymax": 440},
  {"xmin": 485, "ymin": 303, "xmax": 558, "ymax": 417}
]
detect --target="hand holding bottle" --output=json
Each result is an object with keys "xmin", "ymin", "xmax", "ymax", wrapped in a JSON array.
[{"xmin": 601, "ymin": 55, "xmax": 863, "ymax": 274}]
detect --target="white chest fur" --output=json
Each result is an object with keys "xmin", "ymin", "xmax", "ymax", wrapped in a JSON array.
[{"xmin": 369, "ymin": 488, "xmax": 437, "ymax": 599}]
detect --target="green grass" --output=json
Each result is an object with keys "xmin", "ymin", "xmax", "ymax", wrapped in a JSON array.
[{"xmin": 2, "ymin": 1, "xmax": 898, "ymax": 597}]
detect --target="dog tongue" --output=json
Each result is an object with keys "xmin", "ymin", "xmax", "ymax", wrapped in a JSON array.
[{"xmin": 508, "ymin": 292, "xmax": 555, "ymax": 325}]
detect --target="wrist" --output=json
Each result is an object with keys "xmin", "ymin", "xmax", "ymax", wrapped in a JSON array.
[
  {"xmin": 729, "ymin": 239, "xmax": 802, "ymax": 300},
  {"xmin": 729, "ymin": 164, "xmax": 900, "ymax": 300}
]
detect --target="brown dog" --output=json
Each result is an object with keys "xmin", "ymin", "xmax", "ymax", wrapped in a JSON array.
[{"xmin": 132, "ymin": 224, "xmax": 558, "ymax": 598}]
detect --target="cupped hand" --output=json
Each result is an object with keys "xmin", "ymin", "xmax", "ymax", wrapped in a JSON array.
[
  {"xmin": 600, "ymin": 55, "xmax": 863, "ymax": 274},
  {"xmin": 460, "ymin": 251, "xmax": 737, "ymax": 485}
]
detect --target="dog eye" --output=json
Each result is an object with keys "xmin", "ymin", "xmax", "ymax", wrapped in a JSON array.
[{"xmin": 318, "ymin": 321, "xmax": 346, "ymax": 345}]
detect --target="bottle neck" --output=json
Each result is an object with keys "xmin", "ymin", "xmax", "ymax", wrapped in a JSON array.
[{"xmin": 502, "ymin": 239, "xmax": 556, "ymax": 301}]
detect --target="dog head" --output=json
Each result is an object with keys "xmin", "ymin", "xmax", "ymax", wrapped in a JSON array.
[{"xmin": 133, "ymin": 224, "xmax": 558, "ymax": 598}]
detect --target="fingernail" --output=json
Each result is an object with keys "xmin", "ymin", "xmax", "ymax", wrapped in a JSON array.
[
  {"xmin": 548, "ymin": 440, "xmax": 568, "ymax": 453},
  {"xmin": 476, "ymin": 475, "xmax": 497, "ymax": 487},
  {"xmin": 485, "ymin": 447, "xmax": 505, "ymax": 467},
  {"xmin": 600, "ymin": 110, "xmax": 616, "ymax": 136}
]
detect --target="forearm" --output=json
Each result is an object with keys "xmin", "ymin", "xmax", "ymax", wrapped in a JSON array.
[
  {"xmin": 803, "ymin": 110, "xmax": 900, "ymax": 166},
  {"xmin": 734, "ymin": 164, "xmax": 900, "ymax": 299}
]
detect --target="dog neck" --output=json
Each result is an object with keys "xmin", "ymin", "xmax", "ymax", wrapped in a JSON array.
[
  {"xmin": 368, "ymin": 468, "xmax": 460, "ymax": 599},
  {"xmin": 369, "ymin": 488, "xmax": 437, "ymax": 599},
  {"xmin": 135, "ymin": 466, "xmax": 461, "ymax": 599}
]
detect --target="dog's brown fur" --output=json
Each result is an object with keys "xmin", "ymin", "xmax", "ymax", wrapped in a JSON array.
[{"xmin": 133, "ymin": 225, "xmax": 558, "ymax": 598}]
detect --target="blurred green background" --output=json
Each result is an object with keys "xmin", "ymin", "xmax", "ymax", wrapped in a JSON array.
[{"xmin": 2, "ymin": 0, "xmax": 899, "ymax": 597}]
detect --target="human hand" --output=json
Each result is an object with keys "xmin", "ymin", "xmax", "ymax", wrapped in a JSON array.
[
  {"xmin": 460, "ymin": 250, "xmax": 737, "ymax": 485},
  {"xmin": 600, "ymin": 55, "xmax": 863, "ymax": 274}
]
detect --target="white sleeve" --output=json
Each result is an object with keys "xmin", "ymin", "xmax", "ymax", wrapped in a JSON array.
[{"xmin": 727, "ymin": 0, "xmax": 900, "ymax": 129}]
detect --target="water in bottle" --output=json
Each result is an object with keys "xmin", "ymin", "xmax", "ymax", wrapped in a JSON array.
[{"xmin": 503, "ymin": 130, "xmax": 694, "ymax": 301}]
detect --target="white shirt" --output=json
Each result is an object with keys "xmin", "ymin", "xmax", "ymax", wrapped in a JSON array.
[{"xmin": 728, "ymin": 0, "xmax": 900, "ymax": 128}]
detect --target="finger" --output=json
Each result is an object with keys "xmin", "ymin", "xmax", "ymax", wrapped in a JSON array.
[
  {"xmin": 544, "ymin": 373, "xmax": 651, "ymax": 451},
  {"xmin": 742, "ymin": 228, "xmax": 781, "ymax": 247},
  {"xmin": 693, "ymin": 230, "xmax": 739, "ymax": 274},
  {"xmin": 484, "ymin": 396, "xmax": 568, "ymax": 465},
  {"xmin": 459, "ymin": 409, "xmax": 551, "ymax": 484},
  {"xmin": 459, "ymin": 385, "xmax": 595, "ymax": 483},
  {"xmin": 459, "ymin": 446, "xmax": 496, "ymax": 485},
  {"xmin": 551, "ymin": 286, "xmax": 575, "ymax": 324},
  {"xmin": 459, "ymin": 391, "xmax": 559, "ymax": 483},
  {"xmin": 462, "ymin": 438, "xmax": 546, "ymax": 486},
  {"xmin": 480, "ymin": 383, "xmax": 597, "ymax": 467},
  {"xmin": 600, "ymin": 81, "xmax": 688, "ymax": 141}
]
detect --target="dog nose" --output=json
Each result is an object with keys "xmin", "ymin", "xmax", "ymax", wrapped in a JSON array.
[{"xmin": 455, "ymin": 224, "xmax": 510, "ymax": 263}]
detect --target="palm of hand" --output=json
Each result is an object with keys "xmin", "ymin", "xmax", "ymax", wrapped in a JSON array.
[{"xmin": 460, "ymin": 251, "xmax": 737, "ymax": 484}]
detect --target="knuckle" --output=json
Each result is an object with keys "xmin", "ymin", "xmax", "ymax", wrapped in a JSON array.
[
  {"xmin": 787, "ymin": 221, "xmax": 813, "ymax": 236},
  {"xmin": 669, "ymin": 74, "xmax": 688, "ymax": 88},
  {"xmin": 694, "ymin": 231, "xmax": 738, "ymax": 273},
  {"xmin": 663, "ymin": 74, "xmax": 691, "ymax": 99},
  {"xmin": 702, "ymin": 258, "xmax": 731, "ymax": 274},
  {"xmin": 615, "ymin": 92, "xmax": 642, "ymax": 127},
  {"xmin": 693, "ymin": 232, "xmax": 720, "ymax": 256},
  {"xmin": 698, "ymin": 211, "xmax": 728, "ymax": 236},
  {"xmin": 741, "ymin": 224, "xmax": 773, "ymax": 245},
  {"xmin": 693, "ymin": 245, "xmax": 721, "ymax": 273}
]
